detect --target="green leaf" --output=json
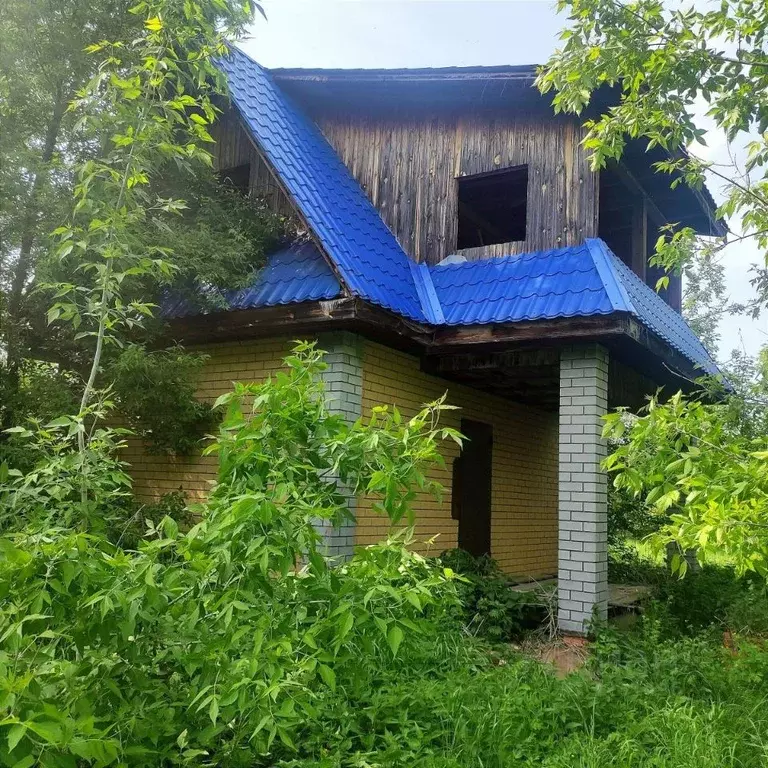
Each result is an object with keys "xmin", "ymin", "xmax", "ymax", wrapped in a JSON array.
[
  {"xmin": 7, "ymin": 724, "xmax": 26, "ymax": 752},
  {"xmin": 209, "ymin": 696, "xmax": 219, "ymax": 725},
  {"xmin": 387, "ymin": 624, "xmax": 404, "ymax": 657},
  {"xmin": 318, "ymin": 664, "xmax": 336, "ymax": 691}
]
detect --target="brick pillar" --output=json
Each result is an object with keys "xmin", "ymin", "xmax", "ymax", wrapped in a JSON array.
[
  {"xmin": 316, "ymin": 332, "xmax": 363, "ymax": 560},
  {"xmin": 558, "ymin": 345, "xmax": 609, "ymax": 635}
]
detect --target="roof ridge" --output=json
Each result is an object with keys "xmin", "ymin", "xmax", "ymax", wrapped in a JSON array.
[
  {"xmin": 585, "ymin": 238, "xmax": 635, "ymax": 314},
  {"xmin": 409, "ymin": 262, "xmax": 445, "ymax": 325}
]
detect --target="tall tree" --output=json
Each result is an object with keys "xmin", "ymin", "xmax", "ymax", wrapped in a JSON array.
[
  {"xmin": 0, "ymin": 0, "xmax": 291, "ymax": 459},
  {"xmin": 538, "ymin": 0, "xmax": 768, "ymax": 300},
  {"xmin": 540, "ymin": 0, "xmax": 768, "ymax": 571},
  {"xmin": 0, "ymin": 0, "xmax": 136, "ymax": 375}
]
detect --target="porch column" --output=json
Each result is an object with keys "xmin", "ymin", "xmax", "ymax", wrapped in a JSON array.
[
  {"xmin": 316, "ymin": 331, "xmax": 363, "ymax": 560},
  {"xmin": 558, "ymin": 345, "xmax": 609, "ymax": 635}
]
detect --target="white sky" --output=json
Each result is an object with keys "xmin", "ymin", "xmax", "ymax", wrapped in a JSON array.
[{"xmin": 241, "ymin": 0, "xmax": 768, "ymax": 361}]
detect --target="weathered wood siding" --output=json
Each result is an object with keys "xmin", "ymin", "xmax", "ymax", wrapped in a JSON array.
[
  {"xmin": 317, "ymin": 113, "xmax": 599, "ymax": 264},
  {"xmin": 213, "ymin": 107, "xmax": 599, "ymax": 265},
  {"xmin": 211, "ymin": 110, "xmax": 295, "ymax": 217}
]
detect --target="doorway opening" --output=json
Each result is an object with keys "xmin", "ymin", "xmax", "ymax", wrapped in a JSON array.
[{"xmin": 452, "ymin": 419, "xmax": 493, "ymax": 557}]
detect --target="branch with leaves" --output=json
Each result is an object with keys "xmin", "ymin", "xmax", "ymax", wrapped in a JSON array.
[
  {"xmin": 538, "ymin": 0, "xmax": 768, "ymax": 301},
  {"xmin": 42, "ymin": 0, "xmax": 254, "ymax": 502}
]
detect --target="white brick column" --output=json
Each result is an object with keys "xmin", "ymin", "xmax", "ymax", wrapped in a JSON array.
[
  {"xmin": 317, "ymin": 331, "xmax": 363, "ymax": 560},
  {"xmin": 558, "ymin": 345, "xmax": 609, "ymax": 635}
]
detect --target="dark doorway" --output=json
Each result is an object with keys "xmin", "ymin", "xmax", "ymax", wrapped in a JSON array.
[{"xmin": 452, "ymin": 419, "xmax": 493, "ymax": 557}]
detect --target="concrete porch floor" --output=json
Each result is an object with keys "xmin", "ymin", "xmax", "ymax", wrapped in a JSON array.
[{"xmin": 510, "ymin": 579, "xmax": 651, "ymax": 610}]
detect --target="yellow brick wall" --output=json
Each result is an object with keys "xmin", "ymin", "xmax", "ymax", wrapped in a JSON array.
[
  {"xmin": 124, "ymin": 337, "xmax": 295, "ymax": 503},
  {"xmin": 359, "ymin": 341, "xmax": 559, "ymax": 579},
  {"xmin": 125, "ymin": 333, "xmax": 559, "ymax": 579}
]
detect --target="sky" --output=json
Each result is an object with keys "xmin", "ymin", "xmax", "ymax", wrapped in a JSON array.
[{"xmin": 240, "ymin": 0, "xmax": 768, "ymax": 361}]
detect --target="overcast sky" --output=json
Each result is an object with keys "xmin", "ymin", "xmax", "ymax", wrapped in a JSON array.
[{"xmin": 241, "ymin": 0, "xmax": 767, "ymax": 361}]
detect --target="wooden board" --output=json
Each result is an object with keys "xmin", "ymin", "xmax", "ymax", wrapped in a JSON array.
[{"xmin": 317, "ymin": 111, "xmax": 599, "ymax": 264}]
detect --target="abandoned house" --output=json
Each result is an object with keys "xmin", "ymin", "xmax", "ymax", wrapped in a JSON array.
[{"xmin": 126, "ymin": 48, "xmax": 725, "ymax": 634}]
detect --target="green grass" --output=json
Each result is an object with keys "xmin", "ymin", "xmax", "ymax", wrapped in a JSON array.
[
  {"xmin": 284, "ymin": 551, "xmax": 768, "ymax": 768},
  {"xmin": 287, "ymin": 613, "xmax": 768, "ymax": 767}
]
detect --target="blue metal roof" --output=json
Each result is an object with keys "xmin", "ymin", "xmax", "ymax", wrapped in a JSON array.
[
  {"xmin": 164, "ymin": 241, "xmax": 340, "ymax": 318},
  {"xmin": 218, "ymin": 48, "xmax": 428, "ymax": 322},
  {"xmin": 600, "ymin": 240, "xmax": 721, "ymax": 376},
  {"xmin": 430, "ymin": 243, "xmax": 616, "ymax": 325},
  {"xmin": 209, "ymin": 51, "xmax": 720, "ymax": 379},
  {"xmin": 429, "ymin": 239, "xmax": 720, "ymax": 376}
]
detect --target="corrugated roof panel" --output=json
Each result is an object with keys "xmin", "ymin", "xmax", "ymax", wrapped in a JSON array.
[
  {"xmin": 430, "ymin": 244, "xmax": 616, "ymax": 325},
  {"xmin": 163, "ymin": 241, "xmax": 340, "ymax": 318},
  {"xmin": 595, "ymin": 239, "xmax": 721, "ymax": 376},
  {"xmin": 218, "ymin": 48, "xmax": 428, "ymax": 322},
  {"xmin": 428, "ymin": 239, "xmax": 722, "ymax": 377}
]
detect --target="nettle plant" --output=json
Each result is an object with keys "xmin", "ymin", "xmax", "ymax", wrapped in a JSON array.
[{"xmin": 0, "ymin": 343, "xmax": 464, "ymax": 767}]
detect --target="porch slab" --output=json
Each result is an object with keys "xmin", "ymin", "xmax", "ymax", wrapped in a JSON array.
[{"xmin": 510, "ymin": 579, "xmax": 651, "ymax": 611}]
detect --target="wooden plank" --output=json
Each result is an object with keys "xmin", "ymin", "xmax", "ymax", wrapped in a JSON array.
[
  {"xmin": 631, "ymin": 198, "xmax": 648, "ymax": 280},
  {"xmin": 315, "ymin": 110, "xmax": 599, "ymax": 265}
]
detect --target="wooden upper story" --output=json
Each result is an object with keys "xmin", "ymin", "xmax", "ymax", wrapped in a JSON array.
[{"xmin": 213, "ymin": 65, "xmax": 724, "ymax": 313}]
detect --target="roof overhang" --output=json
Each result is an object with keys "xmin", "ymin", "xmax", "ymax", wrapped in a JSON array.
[{"xmin": 163, "ymin": 297, "xmax": 718, "ymax": 406}]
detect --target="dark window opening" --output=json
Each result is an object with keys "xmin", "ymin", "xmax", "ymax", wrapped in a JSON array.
[
  {"xmin": 219, "ymin": 162, "xmax": 250, "ymax": 195},
  {"xmin": 453, "ymin": 419, "xmax": 493, "ymax": 558},
  {"xmin": 457, "ymin": 166, "xmax": 528, "ymax": 250}
]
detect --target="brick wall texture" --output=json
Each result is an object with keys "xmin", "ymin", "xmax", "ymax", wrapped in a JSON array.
[
  {"xmin": 125, "ymin": 336, "xmax": 294, "ymax": 502},
  {"xmin": 557, "ymin": 344, "xmax": 609, "ymax": 635},
  {"xmin": 315, "ymin": 332, "xmax": 363, "ymax": 559},
  {"xmin": 125, "ymin": 334, "xmax": 560, "ymax": 580},
  {"xmin": 359, "ymin": 340, "xmax": 559, "ymax": 577}
]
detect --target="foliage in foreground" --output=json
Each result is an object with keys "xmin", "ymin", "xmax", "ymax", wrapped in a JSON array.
[
  {"xmin": 439, "ymin": 549, "xmax": 536, "ymax": 641},
  {"xmin": 604, "ymin": 392, "xmax": 768, "ymax": 575},
  {"xmin": 0, "ymin": 345, "xmax": 464, "ymax": 767},
  {"xmin": 3, "ymin": 345, "xmax": 768, "ymax": 768},
  {"xmin": 539, "ymin": 0, "xmax": 768, "ymax": 309}
]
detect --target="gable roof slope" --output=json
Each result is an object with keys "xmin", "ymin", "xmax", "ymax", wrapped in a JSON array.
[{"xmin": 217, "ymin": 47, "xmax": 430, "ymax": 323}]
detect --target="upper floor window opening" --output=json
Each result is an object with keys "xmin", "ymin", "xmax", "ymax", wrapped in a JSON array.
[{"xmin": 456, "ymin": 165, "xmax": 529, "ymax": 250}]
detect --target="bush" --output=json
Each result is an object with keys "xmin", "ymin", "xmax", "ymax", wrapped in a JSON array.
[
  {"xmin": 440, "ymin": 549, "xmax": 535, "ymax": 641},
  {"xmin": 109, "ymin": 345, "xmax": 215, "ymax": 456},
  {"xmin": 607, "ymin": 484, "xmax": 659, "ymax": 546},
  {"xmin": 608, "ymin": 544, "xmax": 768, "ymax": 637},
  {"xmin": 0, "ymin": 343, "xmax": 465, "ymax": 767}
]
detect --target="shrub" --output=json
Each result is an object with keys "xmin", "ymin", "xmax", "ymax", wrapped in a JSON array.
[
  {"xmin": 0, "ymin": 343, "xmax": 465, "ymax": 767},
  {"xmin": 440, "ymin": 548, "xmax": 534, "ymax": 641},
  {"xmin": 108, "ymin": 345, "xmax": 215, "ymax": 456},
  {"xmin": 608, "ymin": 545, "xmax": 768, "ymax": 637}
]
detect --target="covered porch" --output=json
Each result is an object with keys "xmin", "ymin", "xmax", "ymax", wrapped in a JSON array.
[{"xmin": 423, "ymin": 339, "xmax": 689, "ymax": 635}]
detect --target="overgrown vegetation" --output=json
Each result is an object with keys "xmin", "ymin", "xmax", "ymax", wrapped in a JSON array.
[
  {"xmin": 0, "ymin": 344, "xmax": 465, "ymax": 766},
  {"xmin": 440, "ymin": 549, "xmax": 536, "ymax": 641},
  {"xmin": 5, "ymin": 0, "xmax": 768, "ymax": 766},
  {"xmin": 5, "ymin": 345, "xmax": 768, "ymax": 768},
  {"xmin": 108, "ymin": 345, "xmax": 215, "ymax": 455}
]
